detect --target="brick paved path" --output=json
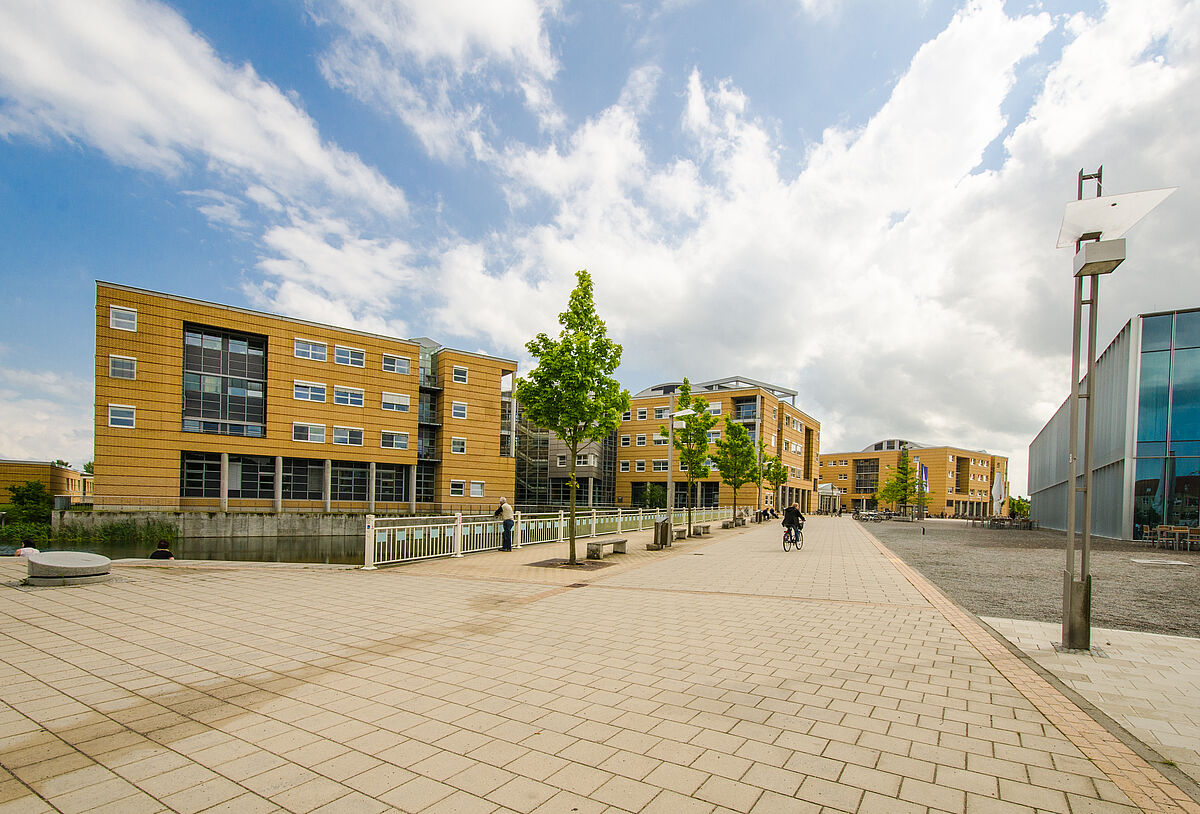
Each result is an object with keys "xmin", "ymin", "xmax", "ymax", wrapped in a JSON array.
[{"xmin": 0, "ymin": 517, "xmax": 1196, "ymax": 813}]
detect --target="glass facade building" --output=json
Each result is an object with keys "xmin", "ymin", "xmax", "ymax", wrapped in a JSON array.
[{"xmin": 1029, "ymin": 308, "xmax": 1200, "ymax": 539}]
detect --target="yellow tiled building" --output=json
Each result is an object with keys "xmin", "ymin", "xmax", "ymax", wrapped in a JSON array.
[
  {"xmin": 0, "ymin": 460, "xmax": 90, "ymax": 506},
  {"xmin": 614, "ymin": 377, "xmax": 821, "ymax": 512},
  {"xmin": 818, "ymin": 440, "xmax": 1009, "ymax": 517},
  {"xmin": 94, "ymin": 283, "xmax": 516, "ymax": 512}
]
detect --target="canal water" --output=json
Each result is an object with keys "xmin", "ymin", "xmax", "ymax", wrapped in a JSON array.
[{"xmin": 3, "ymin": 536, "xmax": 364, "ymax": 565}]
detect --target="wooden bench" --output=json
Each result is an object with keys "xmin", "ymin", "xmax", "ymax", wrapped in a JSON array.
[
  {"xmin": 673, "ymin": 526, "xmax": 688, "ymax": 540},
  {"xmin": 693, "ymin": 523, "xmax": 711, "ymax": 536},
  {"xmin": 587, "ymin": 538, "xmax": 628, "ymax": 559}
]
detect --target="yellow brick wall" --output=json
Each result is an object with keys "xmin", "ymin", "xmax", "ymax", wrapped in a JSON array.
[
  {"xmin": 0, "ymin": 461, "xmax": 86, "ymax": 503},
  {"xmin": 614, "ymin": 386, "xmax": 821, "ymax": 512},
  {"xmin": 95, "ymin": 283, "xmax": 515, "ymax": 510},
  {"xmin": 817, "ymin": 445, "xmax": 1009, "ymax": 515},
  {"xmin": 435, "ymin": 351, "xmax": 515, "ymax": 509}
]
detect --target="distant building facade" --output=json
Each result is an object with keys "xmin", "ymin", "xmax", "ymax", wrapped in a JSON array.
[
  {"xmin": 1030, "ymin": 307, "xmax": 1200, "ymax": 539},
  {"xmin": 614, "ymin": 377, "xmax": 821, "ymax": 512},
  {"xmin": 94, "ymin": 283, "xmax": 517, "ymax": 513},
  {"xmin": 818, "ymin": 440, "xmax": 1009, "ymax": 517},
  {"xmin": 0, "ymin": 460, "xmax": 90, "ymax": 508}
]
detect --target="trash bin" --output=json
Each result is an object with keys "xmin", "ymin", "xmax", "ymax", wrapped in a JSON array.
[{"xmin": 654, "ymin": 519, "xmax": 671, "ymax": 548}]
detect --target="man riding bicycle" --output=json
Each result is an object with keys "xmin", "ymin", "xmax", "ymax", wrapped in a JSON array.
[{"xmin": 783, "ymin": 503, "xmax": 804, "ymax": 542}]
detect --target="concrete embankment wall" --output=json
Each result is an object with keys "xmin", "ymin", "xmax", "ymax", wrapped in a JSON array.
[{"xmin": 52, "ymin": 511, "xmax": 367, "ymax": 538}]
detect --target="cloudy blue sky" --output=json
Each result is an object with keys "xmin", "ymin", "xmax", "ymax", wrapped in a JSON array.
[{"xmin": 1, "ymin": 0, "xmax": 1197, "ymax": 496}]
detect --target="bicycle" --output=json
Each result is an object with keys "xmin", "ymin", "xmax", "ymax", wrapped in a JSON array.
[{"xmin": 782, "ymin": 523, "xmax": 804, "ymax": 551}]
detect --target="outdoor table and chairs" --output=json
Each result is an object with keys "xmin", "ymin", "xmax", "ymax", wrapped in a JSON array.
[{"xmin": 1150, "ymin": 525, "xmax": 1197, "ymax": 551}]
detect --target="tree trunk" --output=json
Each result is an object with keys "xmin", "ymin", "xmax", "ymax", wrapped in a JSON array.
[
  {"xmin": 568, "ymin": 440, "xmax": 578, "ymax": 564},
  {"xmin": 686, "ymin": 477, "xmax": 693, "ymax": 535}
]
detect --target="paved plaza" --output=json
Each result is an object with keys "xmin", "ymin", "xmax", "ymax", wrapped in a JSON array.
[{"xmin": 0, "ymin": 517, "xmax": 1198, "ymax": 813}]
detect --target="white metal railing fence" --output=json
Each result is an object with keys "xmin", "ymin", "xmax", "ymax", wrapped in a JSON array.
[{"xmin": 363, "ymin": 506, "xmax": 736, "ymax": 568}]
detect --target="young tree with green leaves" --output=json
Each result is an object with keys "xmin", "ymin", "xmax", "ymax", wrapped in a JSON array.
[
  {"xmin": 712, "ymin": 418, "xmax": 757, "ymax": 522},
  {"xmin": 83, "ymin": 461, "xmax": 94, "ymax": 475},
  {"xmin": 661, "ymin": 378, "xmax": 717, "ymax": 535},
  {"xmin": 875, "ymin": 444, "xmax": 928, "ymax": 517},
  {"xmin": 1009, "ymin": 495, "xmax": 1030, "ymax": 518},
  {"xmin": 6, "ymin": 481, "xmax": 54, "ymax": 524},
  {"xmin": 762, "ymin": 454, "xmax": 788, "ymax": 512},
  {"xmin": 515, "ymin": 270, "xmax": 631, "ymax": 565}
]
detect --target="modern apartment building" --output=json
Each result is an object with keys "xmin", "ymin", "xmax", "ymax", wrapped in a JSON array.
[
  {"xmin": 94, "ymin": 283, "xmax": 516, "ymax": 513},
  {"xmin": 614, "ymin": 376, "xmax": 821, "ymax": 512},
  {"xmin": 513, "ymin": 404, "xmax": 616, "ymax": 509},
  {"xmin": 818, "ymin": 440, "xmax": 1009, "ymax": 517},
  {"xmin": 1030, "ymin": 307, "xmax": 1200, "ymax": 540}
]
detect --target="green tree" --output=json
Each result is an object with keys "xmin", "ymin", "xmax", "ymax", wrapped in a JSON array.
[
  {"xmin": 712, "ymin": 418, "xmax": 757, "ymax": 522},
  {"xmin": 515, "ymin": 270, "xmax": 631, "ymax": 565},
  {"xmin": 875, "ymin": 444, "xmax": 928, "ymax": 517},
  {"xmin": 640, "ymin": 484, "xmax": 666, "ymax": 509},
  {"xmin": 661, "ymin": 378, "xmax": 717, "ymax": 535},
  {"xmin": 762, "ymin": 454, "xmax": 788, "ymax": 511},
  {"xmin": 6, "ymin": 481, "xmax": 54, "ymax": 524},
  {"xmin": 1009, "ymin": 495, "xmax": 1031, "ymax": 518},
  {"xmin": 52, "ymin": 459, "xmax": 70, "ymax": 469},
  {"xmin": 83, "ymin": 461, "xmax": 94, "ymax": 475}
]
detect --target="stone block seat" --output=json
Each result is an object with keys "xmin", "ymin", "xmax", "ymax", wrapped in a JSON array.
[
  {"xmin": 586, "ymin": 538, "xmax": 627, "ymax": 559},
  {"xmin": 25, "ymin": 552, "xmax": 113, "ymax": 587}
]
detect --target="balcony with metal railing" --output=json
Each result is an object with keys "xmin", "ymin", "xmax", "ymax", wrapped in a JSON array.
[
  {"xmin": 419, "ymin": 373, "xmax": 441, "ymax": 390},
  {"xmin": 418, "ymin": 408, "xmax": 440, "ymax": 426},
  {"xmin": 417, "ymin": 444, "xmax": 440, "ymax": 461}
]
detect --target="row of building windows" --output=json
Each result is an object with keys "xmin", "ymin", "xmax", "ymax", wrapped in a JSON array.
[
  {"xmin": 180, "ymin": 453, "xmax": 411, "ymax": 501},
  {"xmin": 617, "ymin": 459, "xmax": 716, "ymax": 473},
  {"xmin": 621, "ymin": 404, "xmax": 725, "ymax": 422}
]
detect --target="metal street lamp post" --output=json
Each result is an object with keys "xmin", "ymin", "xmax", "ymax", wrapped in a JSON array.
[
  {"xmin": 666, "ymin": 405, "xmax": 696, "ymax": 515},
  {"xmin": 1056, "ymin": 168, "xmax": 1176, "ymax": 650}
]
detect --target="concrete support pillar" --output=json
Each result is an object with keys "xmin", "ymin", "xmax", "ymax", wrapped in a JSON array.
[
  {"xmin": 587, "ymin": 477, "xmax": 593, "ymax": 507},
  {"xmin": 219, "ymin": 452, "xmax": 229, "ymax": 513},
  {"xmin": 274, "ymin": 456, "xmax": 283, "ymax": 513},
  {"xmin": 368, "ymin": 461, "xmax": 376, "ymax": 513},
  {"xmin": 409, "ymin": 464, "xmax": 417, "ymax": 512},
  {"xmin": 323, "ymin": 459, "xmax": 332, "ymax": 512}
]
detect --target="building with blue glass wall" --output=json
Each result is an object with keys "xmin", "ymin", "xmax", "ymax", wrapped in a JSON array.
[{"xmin": 1029, "ymin": 307, "xmax": 1200, "ymax": 540}]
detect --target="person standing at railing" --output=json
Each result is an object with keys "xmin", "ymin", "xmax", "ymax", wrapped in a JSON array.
[{"xmin": 494, "ymin": 497, "xmax": 515, "ymax": 551}]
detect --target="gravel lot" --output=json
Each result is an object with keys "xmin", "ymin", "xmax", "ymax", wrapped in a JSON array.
[{"xmin": 866, "ymin": 518, "xmax": 1200, "ymax": 638}]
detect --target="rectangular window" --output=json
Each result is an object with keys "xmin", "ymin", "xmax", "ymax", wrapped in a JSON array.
[
  {"xmin": 654, "ymin": 406, "xmax": 669, "ymax": 419},
  {"xmin": 620, "ymin": 460, "xmax": 630, "ymax": 472},
  {"xmin": 636, "ymin": 434, "xmax": 646, "ymax": 446},
  {"xmin": 450, "ymin": 480, "xmax": 465, "ymax": 497},
  {"xmin": 109, "ymin": 306, "xmax": 137, "ymax": 331},
  {"xmin": 294, "ymin": 338, "xmax": 327, "ymax": 361},
  {"xmin": 382, "ymin": 354, "xmax": 411, "ymax": 374},
  {"xmin": 381, "ymin": 392, "xmax": 410, "ymax": 412},
  {"xmin": 680, "ymin": 461, "xmax": 688, "ymax": 472},
  {"xmin": 381, "ymin": 431, "xmax": 409, "ymax": 449},
  {"xmin": 470, "ymin": 481, "xmax": 484, "ymax": 497},
  {"xmin": 451, "ymin": 401, "xmax": 467, "ymax": 419},
  {"xmin": 652, "ymin": 459, "xmax": 668, "ymax": 472},
  {"xmin": 451, "ymin": 437, "xmax": 466, "ymax": 454},
  {"xmin": 709, "ymin": 404, "xmax": 721, "ymax": 415},
  {"xmin": 334, "ymin": 386, "xmax": 364, "ymax": 407},
  {"xmin": 107, "ymin": 404, "xmax": 135, "ymax": 428},
  {"xmin": 452, "ymin": 366, "xmax": 468, "ymax": 383},
  {"xmin": 653, "ymin": 434, "xmax": 668, "ymax": 446},
  {"xmin": 293, "ymin": 423, "xmax": 325, "ymax": 443},
  {"xmin": 620, "ymin": 435, "xmax": 630, "ymax": 446},
  {"xmin": 622, "ymin": 410, "xmax": 631, "ymax": 421},
  {"xmin": 108, "ymin": 355, "xmax": 136, "ymax": 380},
  {"xmin": 635, "ymin": 460, "xmax": 645, "ymax": 472},
  {"xmin": 333, "ymin": 426, "xmax": 363, "ymax": 446},
  {"xmin": 294, "ymin": 381, "xmax": 326, "ymax": 402},
  {"xmin": 334, "ymin": 346, "xmax": 365, "ymax": 367},
  {"xmin": 637, "ymin": 408, "xmax": 647, "ymax": 420},
  {"xmin": 557, "ymin": 455, "xmax": 566, "ymax": 467},
  {"xmin": 707, "ymin": 430, "xmax": 720, "ymax": 443}
]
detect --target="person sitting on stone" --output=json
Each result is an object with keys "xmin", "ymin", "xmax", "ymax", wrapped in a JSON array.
[
  {"xmin": 14, "ymin": 539, "xmax": 39, "ymax": 557},
  {"xmin": 148, "ymin": 540, "xmax": 174, "ymax": 560}
]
